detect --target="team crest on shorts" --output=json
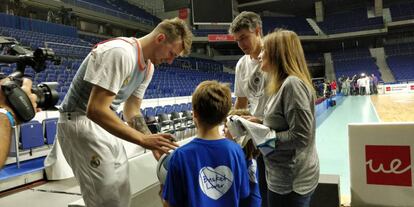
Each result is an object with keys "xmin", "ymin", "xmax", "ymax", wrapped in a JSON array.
[
  {"xmin": 90, "ymin": 155, "xmax": 101, "ymax": 168},
  {"xmin": 122, "ymin": 75, "xmax": 132, "ymax": 87}
]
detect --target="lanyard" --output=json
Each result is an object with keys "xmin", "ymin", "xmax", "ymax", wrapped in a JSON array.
[{"xmin": 93, "ymin": 37, "xmax": 152, "ymax": 80}]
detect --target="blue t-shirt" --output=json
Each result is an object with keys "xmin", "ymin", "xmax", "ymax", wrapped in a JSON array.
[
  {"xmin": 241, "ymin": 159, "xmax": 261, "ymax": 207},
  {"xmin": 162, "ymin": 138, "xmax": 250, "ymax": 207}
]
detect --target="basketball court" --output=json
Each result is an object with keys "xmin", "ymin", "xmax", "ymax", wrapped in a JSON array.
[
  {"xmin": 371, "ymin": 93, "xmax": 414, "ymax": 122},
  {"xmin": 316, "ymin": 93, "xmax": 414, "ymax": 206}
]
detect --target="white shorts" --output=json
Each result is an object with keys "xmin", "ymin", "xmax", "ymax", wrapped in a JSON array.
[{"xmin": 57, "ymin": 112, "xmax": 131, "ymax": 207}]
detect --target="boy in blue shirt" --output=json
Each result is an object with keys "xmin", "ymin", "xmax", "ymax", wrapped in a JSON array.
[{"xmin": 162, "ymin": 80, "xmax": 250, "ymax": 207}]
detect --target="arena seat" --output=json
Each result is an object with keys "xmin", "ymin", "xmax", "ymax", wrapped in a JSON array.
[
  {"xmin": 317, "ymin": 8, "xmax": 384, "ymax": 34},
  {"xmin": 20, "ymin": 120, "xmax": 45, "ymax": 150},
  {"xmin": 43, "ymin": 118, "xmax": 58, "ymax": 145},
  {"xmin": 389, "ymin": 1, "xmax": 414, "ymax": 21}
]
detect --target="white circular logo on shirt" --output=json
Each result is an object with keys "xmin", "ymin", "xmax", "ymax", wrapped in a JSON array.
[
  {"xmin": 198, "ymin": 166, "xmax": 234, "ymax": 200},
  {"xmin": 247, "ymin": 70, "xmax": 266, "ymax": 98}
]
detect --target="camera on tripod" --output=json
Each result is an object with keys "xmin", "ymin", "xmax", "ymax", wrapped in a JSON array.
[{"xmin": 0, "ymin": 40, "xmax": 61, "ymax": 123}]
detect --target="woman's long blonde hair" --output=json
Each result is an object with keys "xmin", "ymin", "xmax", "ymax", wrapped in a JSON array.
[{"xmin": 262, "ymin": 29, "xmax": 314, "ymax": 95}]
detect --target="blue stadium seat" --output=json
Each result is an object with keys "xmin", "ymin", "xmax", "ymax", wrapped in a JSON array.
[
  {"xmin": 155, "ymin": 106, "xmax": 165, "ymax": 116},
  {"xmin": 43, "ymin": 118, "xmax": 58, "ymax": 145},
  {"xmin": 318, "ymin": 8, "xmax": 384, "ymax": 34},
  {"xmin": 390, "ymin": 1, "xmax": 414, "ymax": 21},
  {"xmin": 20, "ymin": 120, "xmax": 44, "ymax": 150}
]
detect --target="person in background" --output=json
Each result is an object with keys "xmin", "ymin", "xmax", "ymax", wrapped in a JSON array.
[
  {"xmin": 47, "ymin": 8, "xmax": 54, "ymax": 22},
  {"xmin": 371, "ymin": 74, "xmax": 378, "ymax": 94},
  {"xmin": 341, "ymin": 77, "xmax": 348, "ymax": 96},
  {"xmin": 330, "ymin": 80, "xmax": 337, "ymax": 96}
]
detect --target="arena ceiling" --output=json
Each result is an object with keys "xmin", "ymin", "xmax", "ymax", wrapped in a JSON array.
[{"xmin": 236, "ymin": 0, "xmax": 375, "ymax": 17}]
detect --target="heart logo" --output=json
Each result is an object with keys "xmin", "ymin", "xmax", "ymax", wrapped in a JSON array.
[{"xmin": 198, "ymin": 166, "xmax": 234, "ymax": 200}]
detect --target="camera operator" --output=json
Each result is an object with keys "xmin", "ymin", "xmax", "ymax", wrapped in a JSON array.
[{"xmin": 0, "ymin": 77, "xmax": 37, "ymax": 168}]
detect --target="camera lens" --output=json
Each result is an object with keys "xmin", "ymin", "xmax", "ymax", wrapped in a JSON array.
[{"xmin": 31, "ymin": 82, "xmax": 59, "ymax": 110}]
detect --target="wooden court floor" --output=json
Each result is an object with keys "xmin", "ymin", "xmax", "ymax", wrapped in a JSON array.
[{"xmin": 370, "ymin": 93, "xmax": 414, "ymax": 122}]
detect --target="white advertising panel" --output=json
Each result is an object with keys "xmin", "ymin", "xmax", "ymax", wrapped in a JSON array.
[{"xmin": 349, "ymin": 123, "xmax": 414, "ymax": 207}]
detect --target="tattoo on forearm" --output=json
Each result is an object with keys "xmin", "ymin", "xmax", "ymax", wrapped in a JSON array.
[{"xmin": 128, "ymin": 115, "xmax": 152, "ymax": 135}]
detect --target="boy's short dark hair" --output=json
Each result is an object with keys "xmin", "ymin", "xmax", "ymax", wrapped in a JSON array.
[{"xmin": 192, "ymin": 80, "xmax": 232, "ymax": 127}]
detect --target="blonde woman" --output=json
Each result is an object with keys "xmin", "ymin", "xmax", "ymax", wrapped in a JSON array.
[{"xmin": 248, "ymin": 29, "xmax": 319, "ymax": 207}]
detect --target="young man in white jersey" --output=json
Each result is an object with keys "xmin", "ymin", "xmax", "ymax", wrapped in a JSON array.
[
  {"xmin": 229, "ymin": 11, "xmax": 269, "ymax": 207},
  {"xmin": 55, "ymin": 17, "xmax": 192, "ymax": 207}
]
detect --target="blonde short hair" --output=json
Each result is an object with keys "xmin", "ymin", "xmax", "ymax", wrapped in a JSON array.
[
  {"xmin": 192, "ymin": 81, "xmax": 232, "ymax": 127},
  {"xmin": 154, "ymin": 17, "xmax": 193, "ymax": 56}
]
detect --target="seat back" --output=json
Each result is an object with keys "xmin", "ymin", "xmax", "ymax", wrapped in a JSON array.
[
  {"xmin": 145, "ymin": 115, "xmax": 157, "ymax": 124},
  {"xmin": 170, "ymin": 112, "xmax": 181, "ymax": 121},
  {"xmin": 43, "ymin": 118, "xmax": 58, "ymax": 145},
  {"xmin": 20, "ymin": 120, "xmax": 44, "ymax": 149}
]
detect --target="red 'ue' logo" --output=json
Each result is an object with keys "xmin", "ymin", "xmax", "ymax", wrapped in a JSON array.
[{"xmin": 365, "ymin": 145, "xmax": 412, "ymax": 187}]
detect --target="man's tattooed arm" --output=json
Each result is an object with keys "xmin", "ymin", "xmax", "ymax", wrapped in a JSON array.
[{"xmin": 127, "ymin": 114, "xmax": 152, "ymax": 135}]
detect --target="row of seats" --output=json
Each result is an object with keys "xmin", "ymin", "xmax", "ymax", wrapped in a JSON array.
[
  {"xmin": 143, "ymin": 103, "xmax": 192, "ymax": 118},
  {"xmin": 218, "ymin": 52, "xmax": 324, "ymax": 68},
  {"xmin": 106, "ymin": 0, "xmax": 159, "ymax": 23},
  {"xmin": 389, "ymin": 0, "xmax": 414, "ymax": 21},
  {"xmin": 47, "ymin": 44, "xmax": 91, "ymax": 58},
  {"xmin": 0, "ymin": 18, "xmax": 233, "ymax": 102},
  {"xmin": 0, "ymin": 12, "xmax": 77, "ymax": 37},
  {"xmin": 0, "ymin": 26, "xmax": 90, "ymax": 53},
  {"xmin": 305, "ymin": 53, "xmax": 324, "ymax": 63},
  {"xmin": 161, "ymin": 57, "xmax": 224, "ymax": 72},
  {"xmin": 61, "ymin": 0, "xmax": 159, "ymax": 26},
  {"xmin": 19, "ymin": 118, "xmax": 57, "ymax": 150},
  {"xmin": 192, "ymin": 17, "xmax": 317, "ymax": 37},
  {"xmin": 262, "ymin": 16, "xmax": 316, "ymax": 36},
  {"xmin": 384, "ymin": 42, "xmax": 414, "ymax": 56},
  {"xmin": 384, "ymin": 42, "xmax": 414, "ymax": 81},
  {"xmin": 334, "ymin": 58, "xmax": 382, "ymax": 80},
  {"xmin": 79, "ymin": 34, "xmax": 106, "ymax": 45},
  {"xmin": 192, "ymin": 29, "xmax": 228, "ymax": 37},
  {"xmin": 331, "ymin": 48, "xmax": 372, "ymax": 61},
  {"xmin": 114, "ymin": 103, "xmax": 196, "ymax": 139},
  {"xmin": 1, "ymin": 60, "xmax": 234, "ymax": 104},
  {"xmin": 386, "ymin": 55, "xmax": 414, "ymax": 81},
  {"xmin": 332, "ymin": 48, "xmax": 382, "ymax": 80},
  {"xmin": 192, "ymin": 8, "xmax": 389, "ymax": 37},
  {"xmin": 19, "ymin": 101, "xmax": 195, "ymax": 150},
  {"xmin": 319, "ymin": 8, "xmax": 384, "ymax": 34}
]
